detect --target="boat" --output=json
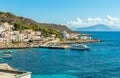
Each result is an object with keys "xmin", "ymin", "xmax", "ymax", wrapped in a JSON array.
[
  {"xmin": 0, "ymin": 52, "xmax": 13, "ymax": 59},
  {"xmin": 0, "ymin": 54, "xmax": 13, "ymax": 59},
  {"xmin": 70, "ymin": 44, "xmax": 89, "ymax": 50}
]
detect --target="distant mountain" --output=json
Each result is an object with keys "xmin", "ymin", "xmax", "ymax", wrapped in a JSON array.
[{"xmin": 76, "ymin": 24, "xmax": 116, "ymax": 31}]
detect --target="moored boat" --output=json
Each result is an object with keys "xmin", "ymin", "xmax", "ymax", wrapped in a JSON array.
[
  {"xmin": 1, "ymin": 54, "xmax": 13, "ymax": 59},
  {"xmin": 0, "ymin": 52, "xmax": 13, "ymax": 59},
  {"xmin": 70, "ymin": 44, "xmax": 89, "ymax": 50}
]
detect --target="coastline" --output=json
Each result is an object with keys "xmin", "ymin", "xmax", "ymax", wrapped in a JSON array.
[
  {"xmin": 59, "ymin": 39, "xmax": 102, "ymax": 44},
  {"xmin": 0, "ymin": 39, "xmax": 102, "ymax": 49},
  {"xmin": 0, "ymin": 42, "xmax": 40, "ymax": 49}
]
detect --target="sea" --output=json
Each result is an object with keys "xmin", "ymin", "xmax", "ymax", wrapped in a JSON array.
[{"xmin": 0, "ymin": 31, "xmax": 120, "ymax": 78}]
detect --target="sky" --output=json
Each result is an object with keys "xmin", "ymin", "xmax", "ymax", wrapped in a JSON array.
[{"xmin": 1, "ymin": 0, "xmax": 120, "ymax": 29}]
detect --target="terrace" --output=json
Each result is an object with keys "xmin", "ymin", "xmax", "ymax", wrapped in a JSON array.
[{"xmin": 0, "ymin": 63, "xmax": 31, "ymax": 78}]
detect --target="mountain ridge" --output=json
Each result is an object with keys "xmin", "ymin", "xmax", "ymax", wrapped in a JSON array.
[
  {"xmin": 76, "ymin": 24, "xmax": 117, "ymax": 31},
  {"xmin": 0, "ymin": 12, "xmax": 77, "ymax": 34}
]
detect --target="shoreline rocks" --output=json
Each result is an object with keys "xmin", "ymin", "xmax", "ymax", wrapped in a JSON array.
[
  {"xmin": 0, "ymin": 39, "xmax": 102, "ymax": 49},
  {"xmin": 59, "ymin": 39, "xmax": 102, "ymax": 44}
]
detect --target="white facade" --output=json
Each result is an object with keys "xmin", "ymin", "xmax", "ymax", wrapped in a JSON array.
[
  {"xmin": 0, "ymin": 38, "xmax": 10, "ymax": 43},
  {"xmin": 1, "ymin": 22, "xmax": 14, "ymax": 31},
  {"xmin": 36, "ymin": 31, "xmax": 41, "ymax": 36},
  {"xmin": 0, "ymin": 26, "xmax": 5, "ymax": 34},
  {"xmin": 0, "ymin": 38, "xmax": 3, "ymax": 42},
  {"xmin": 10, "ymin": 35, "xmax": 17, "ymax": 41},
  {"xmin": 69, "ymin": 33, "xmax": 79, "ymax": 39},
  {"xmin": 79, "ymin": 36, "xmax": 92, "ymax": 40},
  {"xmin": 61, "ymin": 31, "xmax": 70, "ymax": 39},
  {"xmin": 0, "ymin": 23, "xmax": 42, "ymax": 42},
  {"xmin": 18, "ymin": 34, "xmax": 24, "ymax": 41}
]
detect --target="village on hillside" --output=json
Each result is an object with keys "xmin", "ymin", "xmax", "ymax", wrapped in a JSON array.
[{"xmin": 0, "ymin": 22, "xmax": 99, "ymax": 49}]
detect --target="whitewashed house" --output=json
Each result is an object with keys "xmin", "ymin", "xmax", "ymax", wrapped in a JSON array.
[
  {"xmin": 0, "ymin": 26, "xmax": 5, "ymax": 34},
  {"xmin": 79, "ymin": 34, "xmax": 92, "ymax": 40},
  {"xmin": 35, "ymin": 31, "xmax": 41, "ymax": 36},
  {"xmin": 60, "ymin": 31, "xmax": 70, "ymax": 39},
  {"xmin": 18, "ymin": 34, "xmax": 24, "ymax": 41},
  {"xmin": 10, "ymin": 34, "xmax": 18, "ymax": 41},
  {"xmin": 1, "ymin": 22, "xmax": 14, "ymax": 31}
]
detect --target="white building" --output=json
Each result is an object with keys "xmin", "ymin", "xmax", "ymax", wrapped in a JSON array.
[
  {"xmin": 0, "ymin": 38, "xmax": 4, "ymax": 42},
  {"xmin": 79, "ymin": 34, "xmax": 92, "ymax": 40},
  {"xmin": 69, "ymin": 33, "xmax": 79, "ymax": 39},
  {"xmin": 35, "ymin": 31, "xmax": 41, "ymax": 36},
  {"xmin": 1, "ymin": 22, "xmax": 14, "ymax": 31},
  {"xmin": 0, "ymin": 23, "xmax": 42, "ymax": 42},
  {"xmin": 60, "ymin": 31, "xmax": 70, "ymax": 39},
  {"xmin": 32, "ymin": 35, "xmax": 41, "ymax": 40},
  {"xmin": 10, "ymin": 35, "xmax": 18, "ymax": 41},
  {"xmin": 18, "ymin": 34, "xmax": 24, "ymax": 41},
  {"xmin": 0, "ymin": 26, "xmax": 5, "ymax": 34}
]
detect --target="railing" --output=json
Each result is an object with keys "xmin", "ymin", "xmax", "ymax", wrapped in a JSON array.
[{"xmin": 13, "ymin": 72, "xmax": 32, "ymax": 78}]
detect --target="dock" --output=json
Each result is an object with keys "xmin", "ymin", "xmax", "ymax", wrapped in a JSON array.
[{"xmin": 39, "ymin": 45, "xmax": 70, "ymax": 49}]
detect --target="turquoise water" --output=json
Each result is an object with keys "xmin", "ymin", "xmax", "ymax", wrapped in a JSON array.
[{"xmin": 0, "ymin": 32, "xmax": 120, "ymax": 78}]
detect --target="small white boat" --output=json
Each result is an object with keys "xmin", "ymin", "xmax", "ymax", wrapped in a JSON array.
[
  {"xmin": 70, "ymin": 44, "xmax": 89, "ymax": 50},
  {"xmin": 1, "ymin": 54, "xmax": 13, "ymax": 59}
]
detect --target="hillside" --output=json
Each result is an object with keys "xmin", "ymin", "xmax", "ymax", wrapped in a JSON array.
[
  {"xmin": 0, "ymin": 12, "xmax": 75, "ymax": 33},
  {"xmin": 77, "ymin": 24, "xmax": 115, "ymax": 31}
]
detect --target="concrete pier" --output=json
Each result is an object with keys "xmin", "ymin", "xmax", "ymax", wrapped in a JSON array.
[
  {"xmin": 39, "ymin": 45, "xmax": 70, "ymax": 49},
  {"xmin": 59, "ymin": 39, "xmax": 102, "ymax": 44}
]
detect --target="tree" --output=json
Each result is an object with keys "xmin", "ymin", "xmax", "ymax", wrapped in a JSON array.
[
  {"xmin": 13, "ymin": 22, "xmax": 62, "ymax": 38},
  {"xmin": 6, "ymin": 12, "xmax": 15, "ymax": 16}
]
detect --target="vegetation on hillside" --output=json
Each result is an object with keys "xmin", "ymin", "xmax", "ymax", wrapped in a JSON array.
[
  {"xmin": 0, "ymin": 12, "xmax": 76, "ymax": 34},
  {"xmin": 14, "ymin": 22, "xmax": 61, "ymax": 38}
]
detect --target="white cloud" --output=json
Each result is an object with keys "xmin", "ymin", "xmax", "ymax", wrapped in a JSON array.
[
  {"xmin": 106, "ymin": 15, "xmax": 120, "ymax": 24},
  {"xmin": 87, "ymin": 17, "xmax": 102, "ymax": 22},
  {"xmin": 67, "ymin": 17, "xmax": 83, "ymax": 26},
  {"xmin": 76, "ymin": 18, "xmax": 83, "ymax": 23},
  {"xmin": 67, "ymin": 15, "xmax": 120, "ymax": 28},
  {"xmin": 106, "ymin": 15, "xmax": 114, "ymax": 21}
]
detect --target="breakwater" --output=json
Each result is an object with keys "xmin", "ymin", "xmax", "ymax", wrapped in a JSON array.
[{"xmin": 59, "ymin": 39, "xmax": 102, "ymax": 44}]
